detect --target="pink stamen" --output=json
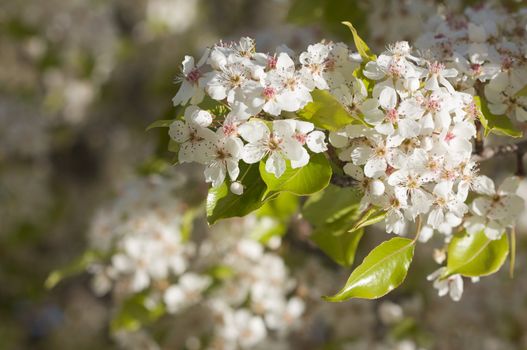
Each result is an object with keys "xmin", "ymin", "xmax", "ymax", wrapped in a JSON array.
[
  {"xmin": 186, "ymin": 68, "xmax": 201, "ymax": 84},
  {"xmin": 425, "ymin": 97, "xmax": 441, "ymax": 112},
  {"xmin": 444, "ymin": 131, "xmax": 455, "ymax": 143},
  {"xmin": 429, "ymin": 61, "xmax": 445, "ymax": 74},
  {"xmin": 267, "ymin": 55, "xmax": 277, "ymax": 70},
  {"xmin": 263, "ymin": 86, "xmax": 276, "ymax": 100},
  {"xmin": 470, "ymin": 63, "xmax": 482, "ymax": 76},
  {"xmin": 386, "ymin": 109, "xmax": 398, "ymax": 123},
  {"xmin": 294, "ymin": 133, "xmax": 307, "ymax": 145},
  {"xmin": 388, "ymin": 61, "xmax": 402, "ymax": 77},
  {"xmin": 223, "ymin": 123, "xmax": 237, "ymax": 137}
]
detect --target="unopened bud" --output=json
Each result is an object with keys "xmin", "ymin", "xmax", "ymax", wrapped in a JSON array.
[
  {"xmin": 230, "ymin": 181, "xmax": 244, "ymax": 195},
  {"xmin": 369, "ymin": 179, "xmax": 385, "ymax": 196}
]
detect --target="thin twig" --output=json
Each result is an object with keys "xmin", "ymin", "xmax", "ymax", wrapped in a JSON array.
[
  {"xmin": 516, "ymin": 151, "xmax": 525, "ymax": 177},
  {"xmin": 510, "ymin": 226, "xmax": 516, "ymax": 279},
  {"xmin": 471, "ymin": 140, "xmax": 527, "ymax": 162},
  {"xmin": 330, "ymin": 173, "xmax": 357, "ymax": 187}
]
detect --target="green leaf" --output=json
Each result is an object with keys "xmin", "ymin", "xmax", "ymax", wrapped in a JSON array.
[
  {"xmin": 146, "ymin": 119, "xmax": 173, "ymax": 131},
  {"xmin": 312, "ymin": 224, "xmax": 364, "ymax": 267},
  {"xmin": 45, "ymin": 250, "xmax": 102, "ymax": 289},
  {"xmin": 257, "ymin": 192, "xmax": 299, "ymax": 220},
  {"xmin": 302, "ymin": 184, "xmax": 362, "ymax": 227},
  {"xmin": 474, "ymin": 96, "xmax": 522, "ymax": 138},
  {"xmin": 260, "ymin": 153, "xmax": 332, "ymax": 199},
  {"xmin": 111, "ymin": 293, "xmax": 165, "ymax": 332},
  {"xmin": 251, "ymin": 193, "xmax": 299, "ymax": 243},
  {"xmin": 137, "ymin": 157, "xmax": 170, "ymax": 175},
  {"xmin": 324, "ymin": 237, "xmax": 415, "ymax": 301},
  {"xmin": 302, "ymin": 185, "xmax": 365, "ymax": 266},
  {"xmin": 250, "ymin": 218, "xmax": 287, "ymax": 244},
  {"xmin": 342, "ymin": 21, "xmax": 376, "ymax": 62},
  {"xmin": 443, "ymin": 230, "xmax": 509, "ymax": 278},
  {"xmin": 348, "ymin": 206, "xmax": 386, "ymax": 233},
  {"xmin": 181, "ymin": 207, "xmax": 199, "ymax": 241},
  {"xmin": 298, "ymin": 89, "xmax": 358, "ymax": 131},
  {"xmin": 207, "ymin": 265, "xmax": 235, "ymax": 280},
  {"xmin": 206, "ymin": 163, "xmax": 267, "ymax": 225}
]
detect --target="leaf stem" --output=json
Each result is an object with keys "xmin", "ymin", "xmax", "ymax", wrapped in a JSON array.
[
  {"xmin": 412, "ymin": 216, "xmax": 422, "ymax": 244},
  {"xmin": 510, "ymin": 226, "xmax": 516, "ymax": 278}
]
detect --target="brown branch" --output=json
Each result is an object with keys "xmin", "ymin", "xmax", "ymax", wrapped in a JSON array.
[
  {"xmin": 471, "ymin": 140, "xmax": 527, "ymax": 162},
  {"xmin": 330, "ymin": 173, "xmax": 357, "ymax": 187},
  {"xmin": 329, "ymin": 141, "xmax": 527, "ymax": 188}
]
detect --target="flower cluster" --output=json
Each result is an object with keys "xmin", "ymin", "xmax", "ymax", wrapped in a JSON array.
[
  {"xmin": 416, "ymin": 3, "xmax": 527, "ymax": 121},
  {"xmin": 167, "ymin": 34, "xmax": 527, "ymax": 303},
  {"xmin": 330, "ymin": 41, "xmax": 481, "ymax": 238},
  {"xmin": 464, "ymin": 176, "xmax": 524, "ymax": 240},
  {"xmin": 169, "ymin": 38, "xmax": 368, "ymax": 188},
  {"xmin": 87, "ymin": 171, "xmax": 304, "ymax": 349},
  {"xmin": 88, "ymin": 173, "xmax": 195, "ymax": 296},
  {"xmin": 201, "ymin": 232, "xmax": 304, "ymax": 349}
]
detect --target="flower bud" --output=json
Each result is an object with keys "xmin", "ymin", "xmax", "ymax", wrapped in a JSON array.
[
  {"xmin": 369, "ymin": 179, "xmax": 385, "ymax": 196},
  {"xmin": 230, "ymin": 181, "xmax": 244, "ymax": 195}
]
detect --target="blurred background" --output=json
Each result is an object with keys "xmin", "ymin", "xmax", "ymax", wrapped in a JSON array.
[{"xmin": 1, "ymin": 0, "xmax": 526, "ymax": 349}]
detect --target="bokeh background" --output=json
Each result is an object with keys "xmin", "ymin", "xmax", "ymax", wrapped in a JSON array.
[{"xmin": 1, "ymin": 0, "xmax": 527, "ymax": 349}]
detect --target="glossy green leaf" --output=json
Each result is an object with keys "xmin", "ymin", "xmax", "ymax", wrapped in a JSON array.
[
  {"xmin": 474, "ymin": 96, "xmax": 522, "ymax": 138},
  {"xmin": 302, "ymin": 184, "xmax": 362, "ymax": 227},
  {"xmin": 45, "ymin": 250, "xmax": 102, "ymax": 289},
  {"xmin": 207, "ymin": 163, "xmax": 267, "ymax": 225},
  {"xmin": 256, "ymin": 192, "xmax": 299, "ymax": 220},
  {"xmin": 297, "ymin": 89, "xmax": 358, "ymax": 131},
  {"xmin": 312, "ymin": 222, "xmax": 364, "ymax": 267},
  {"xmin": 443, "ymin": 230, "xmax": 509, "ymax": 278},
  {"xmin": 324, "ymin": 237, "xmax": 415, "ymax": 301},
  {"xmin": 342, "ymin": 21, "xmax": 376, "ymax": 61},
  {"xmin": 260, "ymin": 153, "xmax": 332, "ymax": 199},
  {"xmin": 348, "ymin": 206, "xmax": 386, "ymax": 233},
  {"xmin": 146, "ymin": 119, "xmax": 173, "ymax": 131},
  {"xmin": 302, "ymin": 185, "xmax": 364, "ymax": 266}
]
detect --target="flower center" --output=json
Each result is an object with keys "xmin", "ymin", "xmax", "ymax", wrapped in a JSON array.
[
  {"xmin": 284, "ymin": 77, "xmax": 298, "ymax": 90},
  {"xmin": 263, "ymin": 86, "xmax": 276, "ymax": 100},
  {"xmin": 229, "ymin": 74, "xmax": 242, "ymax": 87},
  {"xmin": 216, "ymin": 148, "xmax": 230, "ymax": 160},
  {"xmin": 470, "ymin": 63, "xmax": 482, "ymax": 76},
  {"xmin": 187, "ymin": 68, "xmax": 201, "ymax": 84},
  {"xmin": 267, "ymin": 55, "xmax": 277, "ymax": 70},
  {"xmin": 444, "ymin": 131, "xmax": 455, "ymax": 143},
  {"xmin": 294, "ymin": 132, "xmax": 307, "ymax": 145},
  {"xmin": 267, "ymin": 135, "xmax": 283, "ymax": 151},
  {"xmin": 386, "ymin": 108, "xmax": 398, "ymax": 123},
  {"xmin": 223, "ymin": 123, "xmax": 237, "ymax": 137},
  {"xmin": 407, "ymin": 176, "xmax": 419, "ymax": 189},
  {"xmin": 425, "ymin": 97, "xmax": 441, "ymax": 112},
  {"xmin": 429, "ymin": 61, "xmax": 445, "ymax": 74}
]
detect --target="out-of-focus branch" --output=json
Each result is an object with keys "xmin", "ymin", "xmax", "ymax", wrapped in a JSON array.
[
  {"xmin": 471, "ymin": 140, "xmax": 527, "ymax": 162},
  {"xmin": 330, "ymin": 173, "xmax": 357, "ymax": 187},
  {"xmin": 327, "ymin": 143, "xmax": 358, "ymax": 187}
]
